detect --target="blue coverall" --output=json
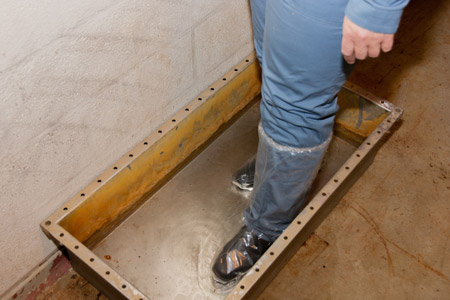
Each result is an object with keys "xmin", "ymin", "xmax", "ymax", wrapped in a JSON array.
[{"xmin": 244, "ymin": 0, "xmax": 409, "ymax": 242}]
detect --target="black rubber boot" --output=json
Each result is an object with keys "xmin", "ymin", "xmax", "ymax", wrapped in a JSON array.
[
  {"xmin": 212, "ymin": 226, "xmax": 272, "ymax": 285},
  {"xmin": 232, "ymin": 158, "xmax": 256, "ymax": 191}
]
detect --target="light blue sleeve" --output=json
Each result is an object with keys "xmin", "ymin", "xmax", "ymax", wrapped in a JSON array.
[{"xmin": 345, "ymin": 0, "xmax": 410, "ymax": 34}]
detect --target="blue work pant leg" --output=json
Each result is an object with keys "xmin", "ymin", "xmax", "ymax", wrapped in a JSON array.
[
  {"xmin": 250, "ymin": 0, "xmax": 266, "ymax": 64},
  {"xmin": 260, "ymin": 0, "xmax": 352, "ymax": 148},
  {"xmin": 244, "ymin": 0, "xmax": 353, "ymax": 241}
]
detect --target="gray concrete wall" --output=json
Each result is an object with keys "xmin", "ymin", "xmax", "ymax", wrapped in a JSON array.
[{"xmin": 0, "ymin": 0, "xmax": 253, "ymax": 294}]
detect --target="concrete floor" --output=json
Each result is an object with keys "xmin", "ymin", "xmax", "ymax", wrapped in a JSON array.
[{"xmin": 34, "ymin": 0, "xmax": 449, "ymax": 299}]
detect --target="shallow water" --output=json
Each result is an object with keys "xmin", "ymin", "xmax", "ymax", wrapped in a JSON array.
[{"xmin": 93, "ymin": 103, "xmax": 356, "ymax": 299}]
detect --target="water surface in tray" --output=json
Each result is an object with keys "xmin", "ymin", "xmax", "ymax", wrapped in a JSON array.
[{"xmin": 93, "ymin": 103, "xmax": 357, "ymax": 299}]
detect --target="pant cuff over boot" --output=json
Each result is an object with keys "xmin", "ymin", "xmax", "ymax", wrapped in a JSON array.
[{"xmin": 244, "ymin": 123, "xmax": 332, "ymax": 242}]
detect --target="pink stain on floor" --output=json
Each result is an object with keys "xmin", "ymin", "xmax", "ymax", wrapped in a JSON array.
[{"xmin": 24, "ymin": 254, "xmax": 71, "ymax": 300}]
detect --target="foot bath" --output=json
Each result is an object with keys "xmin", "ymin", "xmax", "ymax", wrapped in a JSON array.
[{"xmin": 41, "ymin": 53, "xmax": 402, "ymax": 300}]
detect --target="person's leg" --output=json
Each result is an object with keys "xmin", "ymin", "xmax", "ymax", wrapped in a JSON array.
[
  {"xmin": 259, "ymin": 0, "xmax": 352, "ymax": 149},
  {"xmin": 244, "ymin": 0, "xmax": 353, "ymax": 241},
  {"xmin": 213, "ymin": 0, "xmax": 353, "ymax": 283},
  {"xmin": 243, "ymin": 123, "xmax": 331, "ymax": 240}
]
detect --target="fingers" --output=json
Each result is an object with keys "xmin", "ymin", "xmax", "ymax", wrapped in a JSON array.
[
  {"xmin": 368, "ymin": 42, "xmax": 381, "ymax": 58},
  {"xmin": 341, "ymin": 35, "xmax": 356, "ymax": 64},
  {"xmin": 343, "ymin": 53, "xmax": 356, "ymax": 64},
  {"xmin": 342, "ymin": 16, "xmax": 395, "ymax": 63},
  {"xmin": 366, "ymin": 34, "xmax": 392, "ymax": 58},
  {"xmin": 381, "ymin": 34, "xmax": 394, "ymax": 52},
  {"xmin": 354, "ymin": 42, "xmax": 368, "ymax": 60}
]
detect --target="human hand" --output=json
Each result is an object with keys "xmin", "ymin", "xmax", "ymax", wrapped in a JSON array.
[{"xmin": 341, "ymin": 16, "xmax": 394, "ymax": 64}]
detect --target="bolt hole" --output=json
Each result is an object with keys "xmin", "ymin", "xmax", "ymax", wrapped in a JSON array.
[
  {"xmin": 172, "ymin": 119, "xmax": 176, "ymax": 122},
  {"xmin": 223, "ymin": 78, "xmax": 226, "ymax": 81},
  {"xmin": 381, "ymin": 100, "xmax": 385, "ymax": 104},
  {"xmin": 106, "ymin": 271, "xmax": 110, "ymax": 275},
  {"xmin": 255, "ymin": 268, "xmax": 260, "ymax": 272},
  {"xmin": 323, "ymin": 265, "xmax": 326, "ymax": 269},
  {"xmin": 240, "ymin": 285, "xmax": 245, "ymax": 290},
  {"xmin": 122, "ymin": 285, "xmax": 127, "ymax": 289},
  {"xmin": 297, "ymin": 221, "xmax": 302, "ymax": 225},
  {"xmin": 185, "ymin": 108, "xmax": 189, "ymax": 111},
  {"xmin": 210, "ymin": 88, "xmax": 214, "ymax": 91},
  {"xmin": 158, "ymin": 130, "xmax": 162, "ymax": 133},
  {"xmin": 234, "ymin": 68, "xmax": 238, "ymax": 71},
  {"xmin": 45, "ymin": 221, "xmax": 51, "ymax": 226},
  {"xmin": 60, "ymin": 233, "xmax": 64, "ymax": 237},
  {"xmin": 322, "ymin": 192, "xmax": 327, "ymax": 196},
  {"xmin": 345, "ymin": 166, "xmax": 350, "ymax": 170},
  {"xmin": 198, "ymin": 97, "xmax": 202, "ymax": 101},
  {"xmin": 246, "ymin": 59, "xmax": 249, "ymax": 62},
  {"xmin": 97, "ymin": 179, "xmax": 102, "ymax": 183},
  {"xmin": 80, "ymin": 193, "xmax": 85, "ymax": 197},
  {"xmin": 144, "ymin": 142, "xmax": 148, "ymax": 145},
  {"xmin": 310, "ymin": 206, "xmax": 314, "ymax": 210},
  {"xmin": 75, "ymin": 245, "xmax": 79, "ymax": 249},
  {"xmin": 387, "ymin": 120, "xmax": 391, "ymax": 123},
  {"xmin": 367, "ymin": 142, "xmax": 371, "ymax": 146},
  {"xmin": 284, "ymin": 236, "xmax": 288, "ymax": 240},
  {"xmin": 63, "ymin": 207, "xmax": 68, "ymax": 211},
  {"xmin": 356, "ymin": 154, "xmax": 361, "ymax": 157},
  {"xmin": 334, "ymin": 179, "xmax": 338, "ymax": 183},
  {"xmin": 129, "ymin": 154, "xmax": 133, "ymax": 157},
  {"xmin": 270, "ymin": 252, "xmax": 274, "ymax": 256},
  {"xmin": 90, "ymin": 258, "xmax": 94, "ymax": 262},
  {"xmin": 377, "ymin": 130, "xmax": 381, "ymax": 134},
  {"xmin": 113, "ymin": 167, "xmax": 118, "ymax": 170}
]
